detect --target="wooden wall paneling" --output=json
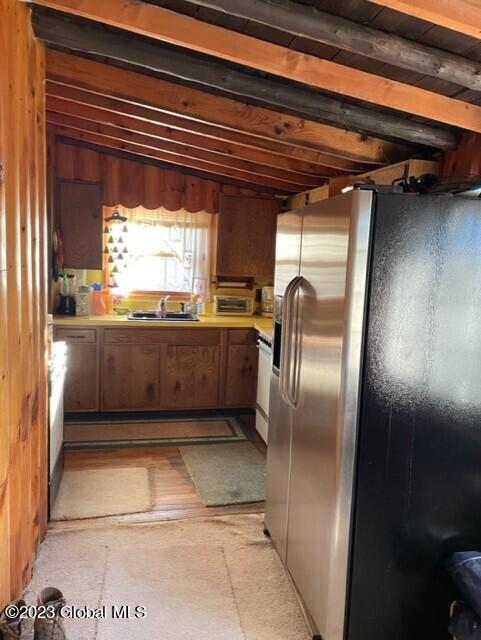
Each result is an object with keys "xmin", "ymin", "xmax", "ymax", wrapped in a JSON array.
[
  {"xmin": 163, "ymin": 169, "xmax": 184, "ymax": 211},
  {"xmin": 142, "ymin": 162, "xmax": 164, "ymax": 210},
  {"xmin": 35, "ymin": 41, "xmax": 48, "ymax": 542},
  {"xmin": 184, "ymin": 175, "xmax": 203, "ymax": 214},
  {"xmin": 0, "ymin": 0, "xmax": 11, "ymax": 607},
  {"xmin": 9, "ymin": 0, "xmax": 29, "ymax": 594},
  {"xmin": 55, "ymin": 140, "xmax": 77, "ymax": 179},
  {"xmin": 77, "ymin": 145, "xmax": 100, "ymax": 182},
  {"xmin": 27, "ymin": 15, "xmax": 40, "ymax": 568},
  {"xmin": 119, "ymin": 157, "xmax": 144, "ymax": 209},
  {"xmin": 0, "ymin": 1, "xmax": 47, "ymax": 604},
  {"xmin": 441, "ymin": 133, "xmax": 481, "ymax": 177},
  {"xmin": 102, "ymin": 153, "xmax": 121, "ymax": 206},
  {"xmin": 202, "ymin": 180, "xmax": 220, "ymax": 215}
]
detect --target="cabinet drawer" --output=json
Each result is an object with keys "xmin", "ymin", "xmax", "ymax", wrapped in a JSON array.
[
  {"xmin": 104, "ymin": 328, "xmax": 221, "ymax": 345},
  {"xmin": 228, "ymin": 329, "xmax": 257, "ymax": 345},
  {"xmin": 54, "ymin": 328, "xmax": 97, "ymax": 343}
]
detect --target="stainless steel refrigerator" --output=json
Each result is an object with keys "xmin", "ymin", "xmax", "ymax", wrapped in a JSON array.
[{"xmin": 266, "ymin": 187, "xmax": 481, "ymax": 640}]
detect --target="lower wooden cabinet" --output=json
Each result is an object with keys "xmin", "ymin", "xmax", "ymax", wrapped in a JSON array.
[
  {"xmin": 55, "ymin": 327, "xmax": 99, "ymax": 412},
  {"xmin": 224, "ymin": 330, "xmax": 259, "ymax": 407},
  {"xmin": 163, "ymin": 345, "xmax": 220, "ymax": 408},
  {"xmin": 63, "ymin": 343, "xmax": 99, "ymax": 411},
  {"xmin": 56, "ymin": 325, "xmax": 258, "ymax": 412},
  {"xmin": 101, "ymin": 344, "xmax": 161, "ymax": 410}
]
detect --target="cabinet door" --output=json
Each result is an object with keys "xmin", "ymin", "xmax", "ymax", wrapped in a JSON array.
[
  {"xmin": 224, "ymin": 331, "xmax": 258, "ymax": 407},
  {"xmin": 101, "ymin": 344, "xmax": 160, "ymax": 410},
  {"xmin": 216, "ymin": 195, "xmax": 278, "ymax": 277},
  {"xmin": 57, "ymin": 179, "xmax": 103, "ymax": 269},
  {"xmin": 162, "ymin": 345, "xmax": 220, "ymax": 408},
  {"xmin": 64, "ymin": 342, "xmax": 99, "ymax": 412}
]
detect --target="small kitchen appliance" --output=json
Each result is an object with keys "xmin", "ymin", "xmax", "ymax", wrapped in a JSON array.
[
  {"xmin": 261, "ymin": 286, "xmax": 274, "ymax": 317},
  {"xmin": 214, "ymin": 295, "xmax": 254, "ymax": 316},
  {"xmin": 57, "ymin": 273, "xmax": 76, "ymax": 315}
]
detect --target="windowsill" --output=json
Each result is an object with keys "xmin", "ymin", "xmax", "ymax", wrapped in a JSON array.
[{"xmin": 125, "ymin": 291, "xmax": 193, "ymax": 300}]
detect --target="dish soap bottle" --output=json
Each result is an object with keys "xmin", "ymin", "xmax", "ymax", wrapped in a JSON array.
[
  {"xmin": 90, "ymin": 283, "xmax": 106, "ymax": 315},
  {"xmin": 102, "ymin": 286, "xmax": 113, "ymax": 314}
]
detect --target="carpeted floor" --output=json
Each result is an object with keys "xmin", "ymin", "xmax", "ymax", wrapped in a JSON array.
[
  {"xmin": 52, "ymin": 468, "xmax": 152, "ymax": 520},
  {"xmin": 181, "ymin": 442, "xmax": 265, "ymax": 506},
  {"xmin": 26, "ymin": 514, "xmax": 310, "ymax": 640}
]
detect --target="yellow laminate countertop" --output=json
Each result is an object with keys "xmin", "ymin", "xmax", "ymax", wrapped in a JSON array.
[{"xmin": 53, "ymin": 313, "xmax": 273, "ymax": 338}]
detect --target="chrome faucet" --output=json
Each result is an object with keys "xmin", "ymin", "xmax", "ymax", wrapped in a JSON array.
[{"xmin": 157, "ymin": 296, "xmax": 169, "ymax": 318}]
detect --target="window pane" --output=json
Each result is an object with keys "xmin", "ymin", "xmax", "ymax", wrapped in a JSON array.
[{"xmin": 104, "ymin": 206, "xmax": 211, "ymax": 296}]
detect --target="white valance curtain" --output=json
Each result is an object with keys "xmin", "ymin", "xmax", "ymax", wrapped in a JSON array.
[{"xmin": 104, "ymin": 205, "xmax": 212, "ymax": 298}]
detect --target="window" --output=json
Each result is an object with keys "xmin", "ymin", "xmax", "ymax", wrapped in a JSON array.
[{"xmin": 104, "ymin": 206, "xmax": 211, "ymax": 298}]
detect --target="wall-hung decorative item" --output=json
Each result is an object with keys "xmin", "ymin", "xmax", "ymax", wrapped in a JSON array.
[{"xmin": 104, "ymin": 208, "xmax": 128, "ymax": 225}]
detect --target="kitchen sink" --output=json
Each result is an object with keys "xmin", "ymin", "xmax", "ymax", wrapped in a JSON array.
[{"xmin": 127, "ymin": 311, "xmax": 199, "ymax": 321}]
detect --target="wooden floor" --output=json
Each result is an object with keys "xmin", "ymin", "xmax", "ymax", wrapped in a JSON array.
[{"xmin": 50, "ymin": 425, "xmax": 266, "ymax": 530}]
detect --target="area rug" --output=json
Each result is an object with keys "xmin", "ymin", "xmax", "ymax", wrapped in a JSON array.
[
  {"xmin": 25, "ymin": 514, "xmax": 311, "ymax": 640},
  {"xmin": 51, "ymin": 468, "xmax": 152, "ymax": 521},
  {"xmin": 180, "ymin": 442, "xmax": 265, "ymax": 506},
  {"xmin": 64, "ymin": 417, "xmax": 247, "ymax": 449}
]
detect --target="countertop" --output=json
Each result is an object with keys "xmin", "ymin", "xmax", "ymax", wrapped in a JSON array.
[{"xmin": 53, "ymin": 313, "xmax": 273, "ymax": 338}]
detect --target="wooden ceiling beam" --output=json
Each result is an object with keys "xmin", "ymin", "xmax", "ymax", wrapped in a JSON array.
[
  {"xmin": 30, "ymin": 0, "xmax": 481, "ymax": 132},
  {"xmin": 46, "ymin": 49, "xmax": 410, "ymax": 167},
  {"xmin": 47, "ymin": 121, "xmax": 317, "ymax": 192},
  {"xmin": 46, "ymin": 108, "xmax": 325, "ymax": 186},
  {"xmin": 52, "ymin": 129, "xmax": 282, "ymax": 195},
  {"xmin": 32, "ymin": 9, "xmax": 457, "ymax": 150},
  {"xmin": 45, "ymin": 87, "xmax": 340, "ymax": 176},
  {"xmin": 46, "ymin": 82, "xmax": 363, "ymax": 173},
  {"xmin": 367, "ymin": 0, "xmax": 481, "ymax": 40},
  {"xmin": 179, "ymin": 0, "xmax": 481, "ymax": 91}
]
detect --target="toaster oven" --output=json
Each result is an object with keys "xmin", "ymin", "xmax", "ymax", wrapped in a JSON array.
[{"xmin": 214, "ymin": 295, "xmax": 254, "ymax": 316}]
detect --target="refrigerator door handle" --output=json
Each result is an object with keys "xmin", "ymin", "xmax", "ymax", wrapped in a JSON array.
[
  {"xmin": 280, "ymin": 276, "xmax": 303, "ymax": 409},
  {"xmin": 289, "ymin": 278, "xmax": 304, "ymax": 409},
  {"xmin": 279, "ymin": 276, "xmax": 297, "ymax": 404}
]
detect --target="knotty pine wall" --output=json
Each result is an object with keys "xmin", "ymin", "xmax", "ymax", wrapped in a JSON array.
[
  {"xmin": 53, "ymin": 140, "xmax": 271, "ymax": 213},
  {"xmin": 0, "ymin": 0, "xmax": 48, "ymax": 604}
]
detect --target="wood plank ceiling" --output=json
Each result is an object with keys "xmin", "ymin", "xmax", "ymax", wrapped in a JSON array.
[{"xmin": 29, "ymin": 0, "xmax": 481, "ymax": 195}]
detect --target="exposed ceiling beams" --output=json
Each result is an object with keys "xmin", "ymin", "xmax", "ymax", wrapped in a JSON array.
[
  {"xmin": 175, "ymin": 0, "xmax": 481, "ymax": 91},
  {"xmin": 32, "ymin": 9, "xmax": 457, "ymax": 150},
  {"xmin": 27, "ymin": 0, "xmax": 481, "ymax": 132},
  {"xmin": 46, "ymin": 49, "xmax": 410, "ymax": 167},
  {"xmin": 46, "ymin": 109, "xmax": 326, "ymax": 188},
  {"xmin": 45, "ymin": 83, "xmax": 340, "ymax": 175},
  {"xmin": 46, "ymin": 92, "xmax": 335, "ymax": 180},
  {"xmin": 366, "ymin": 0, "xmax": 481, "ymax": 40},
  {"xmin": 49, "ymin": 119, "xmax": 314, "ymax": 191}
]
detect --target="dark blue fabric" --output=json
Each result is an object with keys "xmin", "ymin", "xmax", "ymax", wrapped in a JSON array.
[
  {"xmin": 446, "ymin": 552, "xmax": 481, "ymax": 621},
  {"xmin": 449, "ymin": 601, "xmax": 481, "ymax": 640}
]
